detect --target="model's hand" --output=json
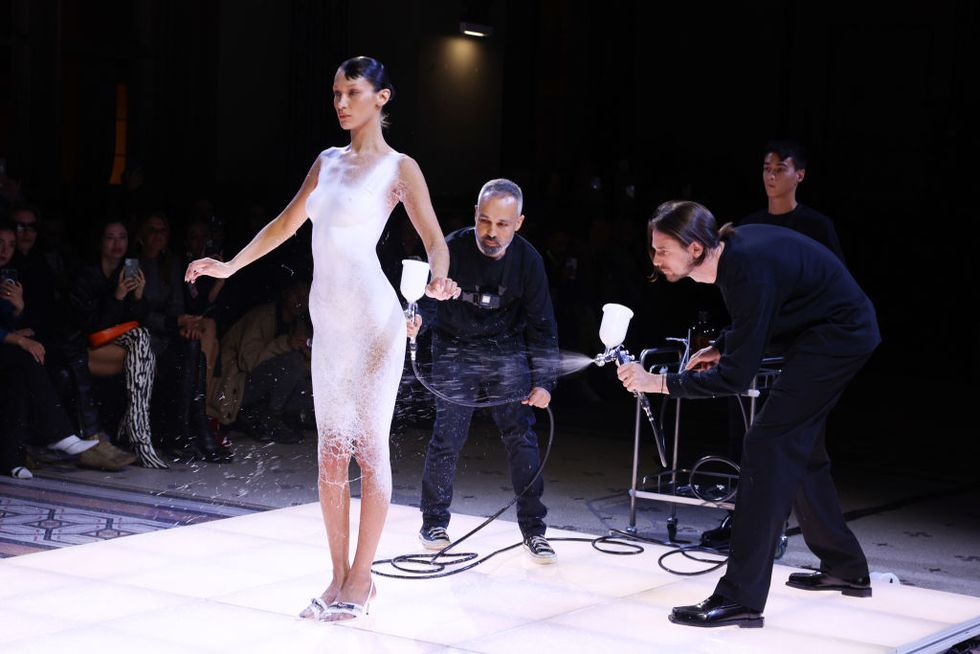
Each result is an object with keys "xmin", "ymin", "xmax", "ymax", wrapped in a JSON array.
[
  {"xmin": 425, "ymin": 277, "xmax": 461, "ymax": 301},
  {"xmin": 185, "ymin": 257, "xmax": 235, "ymax": 283},
  {"xmin": 522, "ymin": 387, "xmax": 551, "ymax": 408},
  {"xmin": 406, "ymin": 314, "xmax": 422, "ymax": 339},
  {"xmin": 685, "ymin": 346, "xmax": 720, "ymax": 372},
  {"xmin": 1, "ymin": 280, "xmax": 24, "ymax": 315},
  {"xmin": 617, "ymin": 362, "xmax": 664, "ymax": 394}
]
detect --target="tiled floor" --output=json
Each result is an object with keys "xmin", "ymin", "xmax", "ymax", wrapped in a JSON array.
[
  {"xmin": 1, "ymin": 501, "xmax": 978, "ymax": 653},
  {"xmin": 0, "ymin": 476, "xmax": 255, "ymax": 556}
]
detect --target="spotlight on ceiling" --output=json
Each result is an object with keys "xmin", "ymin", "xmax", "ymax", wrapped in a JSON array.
[{"xmin": 459, "ymin": 21, "xmax": 493, "ymax": 38}]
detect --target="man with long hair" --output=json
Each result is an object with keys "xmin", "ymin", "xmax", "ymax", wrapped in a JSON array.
[{"xmin": 617, "ymin": 200, "xmax": 879, "ymax": 628}]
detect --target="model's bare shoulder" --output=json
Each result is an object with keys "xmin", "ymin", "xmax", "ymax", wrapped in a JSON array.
[
  {"xmin": 396, "ymin": 152, "xmax": 422, "ymax": 175},
  {"xmin": 317, "ymin": 146, "xmax": 342, "ymax": 161}
]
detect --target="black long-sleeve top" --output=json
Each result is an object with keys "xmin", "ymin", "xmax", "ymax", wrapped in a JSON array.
[
  {"xmin": 70, "ymin": 262, "xmax": 150, "ymax": 336},
  {"xmin": 139, "ymin": 254, "xmax": 184, "ymax": 337},
  {"xmin": 740, "ymin": 204, "xmax": 846, "ymax": 263},
  {"xmin": 665, "ymin": 224, "xmax": 880, "ymax": 399},
  {"xmin": 419, "ymin": 227, "xmax": 559, "ymax": 391},
  {"xmin": 0, "ymin": 296, "xmax": 17, "ymax": 340},
  {"xmin": 10, "ymin": 250, "xmax": 65, "ymax": 342}
]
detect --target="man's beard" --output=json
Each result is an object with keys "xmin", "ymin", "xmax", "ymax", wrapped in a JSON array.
[
  {"xmin": 476, "ymin": 236, "xmax": 505, "ymax": 257},
  {"xmin": 657, "ymin": 267, "xmax": 683, "ymax": 282}
]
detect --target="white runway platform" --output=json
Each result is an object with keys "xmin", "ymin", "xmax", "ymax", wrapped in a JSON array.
[{"xmin": 1, "ymin": 500, "xmax": 978, "ymax": 653}]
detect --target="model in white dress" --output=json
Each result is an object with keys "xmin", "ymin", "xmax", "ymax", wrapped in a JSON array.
[
  {"xmin": 185, "ymin": 57, "xmax": 458, "ymax": 622},
  {"xmin": 305, "ymin": 147, "xmax": 407, "ymax": 487}
]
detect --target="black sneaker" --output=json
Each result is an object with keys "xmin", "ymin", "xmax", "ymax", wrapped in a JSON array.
[
  {"xmin": 524, "ymin": 535, "xmax": 557, "ymax": 564},
  {"xmin": 418, "ymin": 526, "xmax": 451, "ymax": 550}
]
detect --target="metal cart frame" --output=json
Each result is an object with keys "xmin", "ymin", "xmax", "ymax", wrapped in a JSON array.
[{"xmin": 625, "ymin": 340, "xmax": 783, "ymax": 541}]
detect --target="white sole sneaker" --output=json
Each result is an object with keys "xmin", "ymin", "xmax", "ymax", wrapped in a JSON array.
[
  {"xmin": 524, "ymin": 536, "xmax": 558, "ymax": 564},
  {"xmin": 418, "ymin": 528, "xmax": 451, "ymax": 551}
]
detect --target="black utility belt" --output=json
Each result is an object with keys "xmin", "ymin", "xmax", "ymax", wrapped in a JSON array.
[{"xmin": 459, "ymin": 289, "xmax": 503, "ymax": 309}]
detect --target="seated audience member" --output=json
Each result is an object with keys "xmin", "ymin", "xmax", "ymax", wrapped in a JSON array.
[
  {"xmin": 5, "ymin": 205, "xmax": 121, "ymax": 452},
  {"xmin": 210, "ymin": 278, "xmax": 313, "ymax": 443},
  {"xmin": 1, "ymin": 223, "xmax": 129, "ymax": 476},
  {"xmin": 8, "ymin": 203, "xmax": 62, "ymax": 342},
  {"xmin": 183, "ymin": 215, "xmax": 226, "ymax": 318},
  {"xmin": 134, "ymin": 212, "xmax": 228, "ymax": 462},
  {"xmin": 69, "ymin": 219, "xmax": 167, "ymax": 468}
]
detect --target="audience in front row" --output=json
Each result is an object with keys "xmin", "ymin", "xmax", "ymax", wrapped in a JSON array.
[
  {"xmin": 209, "ymin": 277, "xmax": 313, "ymax": 444},
  {"xmin": 1, "ymin": 223, "xmax": 133, "ymax": 476},
  {"xmin": 69, "ymin": 219, "xmax": 166, "ymax": 468},
  {"xmin": 135, "ymin": 212, "xmax": 229, "ymax": 462}
]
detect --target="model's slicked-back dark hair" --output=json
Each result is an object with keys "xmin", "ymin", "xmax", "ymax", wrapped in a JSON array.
[
  {"xmin": 339, "ymin": 56, "xmax": 394, "ymax": 97},
  {"xmin": 765, "ymin": 139, "xmax": 808, "ymax": 170}
]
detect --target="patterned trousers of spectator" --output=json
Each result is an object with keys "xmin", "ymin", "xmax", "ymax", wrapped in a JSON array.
[{"xmin": 114, "ymin": 327, "xmax": 166, "ymax": 468}]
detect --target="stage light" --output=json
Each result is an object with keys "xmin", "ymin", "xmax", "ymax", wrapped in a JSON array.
[{"xmin": 459, "ymin": 21, "xmax": 493, "ymax": 38}]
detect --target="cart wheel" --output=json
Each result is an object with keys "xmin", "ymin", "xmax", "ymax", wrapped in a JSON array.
[
  {"xmin": 667, "ymin": 518, "xmax": 678, "ymax": 542},
  {"xmin": 775, "ymin": 534, "xmax": 788, "ymax": 560}
]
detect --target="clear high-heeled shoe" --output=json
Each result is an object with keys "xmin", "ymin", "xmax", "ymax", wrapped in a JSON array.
[
  {"xmin": 319, "ymin": 580, "xmax": 376, "ymax": 622},
  {"xmin": 300, "ymin": 596, "xmax": 331, "ymax": 621}
]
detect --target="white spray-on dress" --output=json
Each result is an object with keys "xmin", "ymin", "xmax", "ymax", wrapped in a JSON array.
[{"xmin": 304, "ymin": 148, "xmax": 408, "ymax": 487}]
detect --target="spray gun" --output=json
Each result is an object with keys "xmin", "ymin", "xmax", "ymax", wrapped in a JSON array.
[
  {"xmin": 593, "ymin": 304, "xmax": 669, "ymax": 468},
  {"xmin": 400, "ymin": 259, "xmax": 431, "ymax": 362},
  {"xmin": 594, "ymin": 344, "xmax": 634, "ymax": 368}
]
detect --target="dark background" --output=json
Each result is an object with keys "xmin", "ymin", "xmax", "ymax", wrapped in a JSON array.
[{"xmin": 2, "ymin": 0, "xmax": 978, "ymax": 471}]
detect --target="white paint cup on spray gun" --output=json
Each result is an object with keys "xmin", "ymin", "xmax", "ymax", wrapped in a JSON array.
[
  {"xmin": 401, "ymin": 259, "xmax": 430, "ymax": 359},
  {"xmin": 599, "ymin": 303, "xmax": 634, "ymax": 350}
]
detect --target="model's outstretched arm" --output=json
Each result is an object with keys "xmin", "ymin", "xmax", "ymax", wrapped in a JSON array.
[
  {"xmin": 185, "ymin": 157, "xmax": 321, "ymax": 283},
  {"xmin": 398, "ymin": 156, "xmax": 459, "ymax": 300}
]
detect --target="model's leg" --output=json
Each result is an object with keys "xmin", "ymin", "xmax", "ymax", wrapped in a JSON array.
[
  {"xmin": 319, "ymin": 439, "xmax": 354, "ymax": 597},
  {"xmin": 299, "ymin": 435, "xmax": 353, "ymax": 618},
  {"xmin": 321, "ymin": 432, "xmax": 387, "ymax": 621},
  {"xmin": 325, "ymin": 306, "xmax": 407, "ymax": 620}
]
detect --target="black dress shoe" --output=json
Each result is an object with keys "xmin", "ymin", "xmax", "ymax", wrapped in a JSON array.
[
  {"xmin": 669, "ymin": 594, "xmax": 764, "ymax": 628},
  {"xmin": 786, "ymin": 571, "xmax": 872, "ymax": 597}
]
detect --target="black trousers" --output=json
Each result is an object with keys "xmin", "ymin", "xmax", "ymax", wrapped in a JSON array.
[
  {"xmin": 242, "ymin": 350, "xmax": 313, "ymax": 417},
  {"xmin": 0, "ymin": 346, "xmax": 76, "ymax": 469},
  {"xmin": 420, "ymin": 337, "xmax": 547, "ymax": 538},
  {"xmin": 715, "ymin": 349, "xmax": 872, "ymax": 612}
]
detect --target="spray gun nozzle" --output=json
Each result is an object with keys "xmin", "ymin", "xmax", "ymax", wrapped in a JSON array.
[{"xmin": 593, "ymin": 345, "xmax": 634, "ymax": 367}]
